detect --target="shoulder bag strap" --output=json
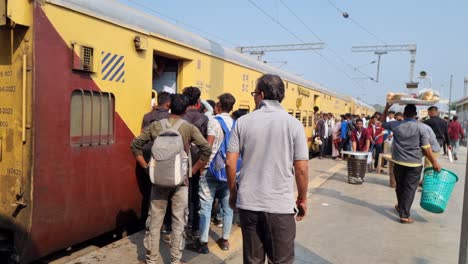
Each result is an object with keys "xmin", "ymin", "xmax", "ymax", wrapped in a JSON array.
[{"xmin": 215, "ymin": 116, "xmax": 230, "ymax": 135}]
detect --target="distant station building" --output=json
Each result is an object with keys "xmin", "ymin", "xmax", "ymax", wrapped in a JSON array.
[
  {"xmin": 454, "ymin": 96, "xmax": 468, "ymax": 140},
  {"xmin": 454, "ymin": 78, "xmax": 468, "ymax": 144}
]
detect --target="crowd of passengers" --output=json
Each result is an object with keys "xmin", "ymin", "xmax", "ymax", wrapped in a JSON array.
[
  {"xmin": 131, "ymin": 74, "xmax": 309, "ymax": 264},
  {"xmin": 130, "ymin": 74, "xmax": 464, "ymax": 264},
  {"xmin": 312, "ymin": 106, "xmax": 464, "ymax": 167}
]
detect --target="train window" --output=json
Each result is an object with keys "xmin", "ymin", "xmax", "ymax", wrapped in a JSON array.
[
  {"xmin": 308, "ymin": 111, "xmax": 313, "ymax": 127},
  {"xmin": 288, "ymin": 109, "xmax": 294, "ymax": 116},
  {"xmin": 302, "ymin": 111, "xmax": 307, "ymax": 127},
  {"xmin": 295, "ymin": 111, "xmax": 301, "ymax": 121},
  {"xmin": 70, "ymin": 90, "xmax": 115, "ymax": 146},
  {"xmin": 72, "ymin": 43, "xmax": 96, "ymax": 72}
]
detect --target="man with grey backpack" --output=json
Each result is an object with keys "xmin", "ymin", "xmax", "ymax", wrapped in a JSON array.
[{"xmin": 131, "ymin": 94, "xmax": 211, "ymax": 264}]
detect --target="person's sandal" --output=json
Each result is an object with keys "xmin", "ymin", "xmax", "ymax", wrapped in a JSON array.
[{"xmin": 399, "ymin": 218, "xmax": 414, "ymax": 224}]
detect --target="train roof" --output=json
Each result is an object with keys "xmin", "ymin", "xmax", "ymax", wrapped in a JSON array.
[
  {"xmin": 47, "ymin": 0, "xmax": 353, "ymax": 102},
  {"xmin": 353, "ymin": 98, "xmax": 375, "ymax": 112}
]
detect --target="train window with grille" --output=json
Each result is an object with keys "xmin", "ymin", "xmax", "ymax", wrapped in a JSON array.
[
  {"xmin": 308, "ymin": 111, "xmax": 313, "ymax": 127},
  {"xmin": 70, "ymin": 90, "xmax": 115, "ymax": 146},
  {"xmin": 302, "ymin": 111, "xmax": 307, "ymax": 127},
  {"xmin": 288, "ymin": 109, "xmax": 294, "ymax": 116},
  {"xmin": 295, "ymin": 111, "xmax": 301, "ymax": 121}
]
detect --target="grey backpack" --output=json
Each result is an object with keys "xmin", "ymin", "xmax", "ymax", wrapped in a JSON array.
[{"xmin": 148, "ymin": 119, "xmax": 190, "ymax": 187}]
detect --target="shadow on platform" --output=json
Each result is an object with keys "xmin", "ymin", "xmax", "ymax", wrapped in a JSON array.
[{"xmin": 294, "ymin": 243, "xmax": 333, "ymax": 264}]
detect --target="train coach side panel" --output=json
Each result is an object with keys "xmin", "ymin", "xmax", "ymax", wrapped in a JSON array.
[{"xmin": 28, "ymin": 5, "xmax": 141, "ymax": 260}]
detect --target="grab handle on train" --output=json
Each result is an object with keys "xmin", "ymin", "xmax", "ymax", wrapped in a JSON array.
[{"xmin": 22, "ymin": 54, "xmax": 26, "ymax": 143}]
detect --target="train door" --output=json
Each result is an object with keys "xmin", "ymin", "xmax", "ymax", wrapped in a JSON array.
[
  {"xmin": 152, "ymin": 54, "xmax": 180, "ymax": 94},
  {"xmin": 0, "ymin": 5, "xmax": 33, "ymax": 259}
]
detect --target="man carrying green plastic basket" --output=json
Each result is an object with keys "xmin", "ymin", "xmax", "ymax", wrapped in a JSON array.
[{"xmin": 382, "ymin": 104, "xmax": 441, "ymax": 224}]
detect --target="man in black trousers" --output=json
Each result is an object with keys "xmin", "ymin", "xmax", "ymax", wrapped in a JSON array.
[{"xmin": 382, "ymin": 104, "xmax": 441, "ymax": 224}]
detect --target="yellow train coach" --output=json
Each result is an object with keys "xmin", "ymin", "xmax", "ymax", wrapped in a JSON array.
[{"xmin": 0, "ymin": 0, "xmax": 373, "ymax": 262}]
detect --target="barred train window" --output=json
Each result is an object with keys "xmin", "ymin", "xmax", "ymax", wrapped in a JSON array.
[
  {"xmin": 295, "ymin": 111, "xmax": 301, "ymax": 121},
  {"xmin": 70, "ymin": 90, "xmax": 115, "ymax": 146},
  {"xmin": 308, "ymin": 111, "xmax": 313, "ymax": 127},
  {"xmin": 302, "ymin": 111, "xmax": 307, "ymax": 127},
  {"xmin": 288, "ymin": 109, "xmax": 294, "ymax": 116}
]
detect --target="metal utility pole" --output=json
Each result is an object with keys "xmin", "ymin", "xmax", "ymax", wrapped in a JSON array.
[
  {"xmin": 449, "ymin": 74, "xmax": 453, "ymax": 119},
  {"xmin": 374, "ymin": 51, "xmax": 387, "ymax": 82},
  {"xmin": 236, "ymin": 43, "xmax": 325, "ymax": 61},
  {"xmin": 460, "ymin": 154, "xmax": 468, "ymax": 264},
  {"xmin": 351, "ymin": 44, "xmax": 417, "ymax": 88}
]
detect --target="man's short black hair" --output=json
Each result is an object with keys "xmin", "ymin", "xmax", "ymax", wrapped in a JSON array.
[
  {"xmin": 374, "ymin": 112, "xmax": 382, "ymax": 117},
  {"xmin": 218, "ymin": 93, "xmax": 236, "ymax": 113},
  {"xmin": 207, "ymin": 99, "xmax": 216, "ymax": 109},
  {"xmin": 453, "ymin": 115, "xmax": 458, "ymax": 121},
  {"xmin": 313, "ymin": 106, "xmax": 319, "ymax": 112},
  {"xmin": 388, "ymin": 111, "xmax": 395, "ymax": 114},
  {"xmin": 182, "ymin": 86, "xmax": 201, "ymax": 106},
  {"xmin": 345, "ymin": 113, "xmax": 351, "ymax": 118},
  {"xmin": 170, "ymin": 94, "xmax": 190, "ymax": 115},
  {"xmin": 404, "ymin": 104, "xmax": 417, "ymax": 118},
  {"xmin": 428, "ymin": 106, "xmax": 438, "ymax": 111},
  {"xmin": 157, "ymin": 91, "xmax": 172, "ymax": 106},
  {"xmin": 256, "ymin": 74, "xmax": 285, "ymax": 103},
  {"xmin": 395, "ymin": 112, "xmax": 403, "ymax": 117},
  {"xmin": 232, "ymin": 109, "xmax": 248, "ymax": 120},
  {"xmin": 356, "ymin": 118, "xmax": 363, "ymax": 124}
]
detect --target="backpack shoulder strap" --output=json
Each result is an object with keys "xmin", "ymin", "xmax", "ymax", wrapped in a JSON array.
[
  {"xmin": 171, "ymin": 119, "xmax": 186, "ymax": 132},
  {"xmin": 215, "ymin": 116, "xmax": 230, "ymax": 134},
  {"xmin": 160, "ymin": 119, "xmax": 170, "ymax": 129}
]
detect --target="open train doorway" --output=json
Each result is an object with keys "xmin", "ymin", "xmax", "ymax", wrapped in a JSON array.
[{"xmin": 152, "ymin": 53, "xmax": 180, "ymax": 94}]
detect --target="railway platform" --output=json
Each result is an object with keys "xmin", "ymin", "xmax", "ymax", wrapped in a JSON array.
[
  {"xmin": 58, "ymin": 148, "xmax": 466, "ymax": 263},
  {"xmin": 58, "ymin": 158, "xmax": 345, "ymax": 264}
]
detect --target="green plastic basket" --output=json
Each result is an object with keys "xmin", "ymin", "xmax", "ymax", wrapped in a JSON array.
[{"xmin": 420, "ymin": 168, "xmax": 458, "ymax": 213}]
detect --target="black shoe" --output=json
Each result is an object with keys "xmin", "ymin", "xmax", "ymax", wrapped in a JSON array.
[
  {"xmin": 188, "ymin": 241, "xmax": 209, "ymax": 254},
  {"xmin": 217, "ymin": 238, "xmax": 230, "ymax": 251},
  {"xmin": 454, "ymin": 154, "xmax": 458, "ymax": 160}
]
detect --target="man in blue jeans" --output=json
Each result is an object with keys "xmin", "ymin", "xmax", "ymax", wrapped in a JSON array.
[{"xmin": 194, "ymin": 93, "xmax": 236, "ymax": 253}]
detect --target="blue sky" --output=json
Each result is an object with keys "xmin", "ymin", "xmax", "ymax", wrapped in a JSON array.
[{"xmin": 120, "ymin": 0, "xmax": 467, "ymax": 105}]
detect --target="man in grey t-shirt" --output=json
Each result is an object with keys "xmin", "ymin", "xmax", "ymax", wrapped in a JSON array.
[
  {"xmin": 226, "ymin": 74, "xmax": 309, "ymax": 264},
  {"xmin": 382, "ymin": 103, "xmax": 441, "ymax": 224}
]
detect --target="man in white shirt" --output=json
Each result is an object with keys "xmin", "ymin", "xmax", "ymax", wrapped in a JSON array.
[
  {"xmin": 361, "ymin": 114, "xmax": 367, "ymax": 128},
  {"xmin": 194, "ymin": 93, "xmax": 236, "ymax": 254},
  {"xmin": 386, "ymin": 111, "xmax": 396, "ymax": 122}
]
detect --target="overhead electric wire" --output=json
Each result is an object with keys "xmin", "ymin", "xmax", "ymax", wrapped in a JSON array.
[
  {"xmin": 247, "ymin": 0, "xmax": 304, "ymax": 42},
  {"xmin": 125, "ymin": 0, "xmax": 240, "ymax": 47},
  {"xmin": 247, "ymin": 0, "xmax": 368, "ymax": 87},
  {"xmin": 249, "ymin": 0, "xmax": 368, "ymax": 88},
  {"xmin": 278, "ymin": 0, "xmax": 322, "ymax": 42},
  {"xmin": 325, "ymin": 0, "xmax": 387, "ymax": 45},
  {"xmin": 279, "ymin": 0, "xmax": 376, "ymax": 82}
]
